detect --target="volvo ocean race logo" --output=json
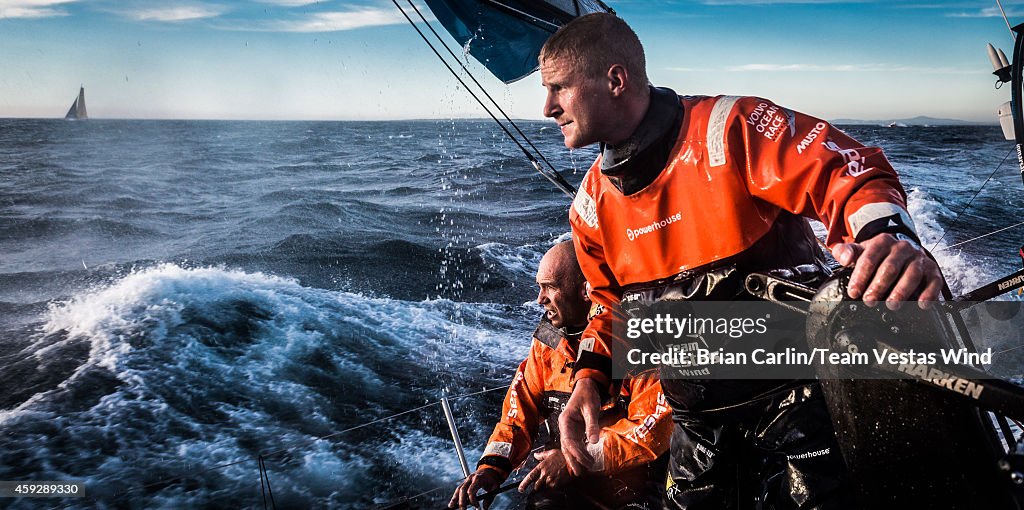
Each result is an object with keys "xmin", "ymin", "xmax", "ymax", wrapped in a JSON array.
[
  {"xmin": 626, "ymin": 212, "xmax": 682, "ymax": 241},
  {"xmin": 746, "ymin": 102, "xmax": 790, "ymax": 142}
]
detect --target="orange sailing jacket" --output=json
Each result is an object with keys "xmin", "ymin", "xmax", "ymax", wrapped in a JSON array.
[
  {"xmin": 477, "ymin": 319, "xmax": 671, "ymax": 479},
  {"xmin": 568, "ymin": 95, "xmax": 916, "ymax": 385}
]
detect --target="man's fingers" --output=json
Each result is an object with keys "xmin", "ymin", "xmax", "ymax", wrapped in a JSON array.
[
  {"xmin": 847, "ymin": 241, "xmax": 885, "ymax": 301},
  {"xmin": 455, "ymin": 485, "xmax": 468, "ymax": 509},
  {"xmin": 884, "ymin": 257, "xmax": 925, "ymax": 309},
  {"xmin": 467, "ymin": 479, "xmax": 484, "ymax": 506},
  {"xmin": 561, "ymin": 441, "xmax": 592, "ymax": 476},
  {"xmin": 534, "ymin": 450, "xmax": 555, "ymax": 461},
  {"xmin": 518, "ymin": 468, "xmax": 538, "ymax": 493},
  {"xmin": 918, "ymin": 266, "xmax": 944, "ymax": 308},
  {"xmin": 863, "ymin": 249, "xmax": 914, "ymax": 306},
  {"xmin": 582, "ymin": 403, "xmax": 601, "ymax": 445},
  {"xmin": 560, "ymin": 436, "xmax": 592, "ymax": 475},
  {"xmin": 536, "ymin": 474, "xmax": 552, "ymax": 491},
  {"xmin": 559, "ymin": 378, "xmax": 599, "ymax": 476},
  {"xmin": 450, "ymin": 479, "xmax": 471, "ymax": 509},
  {"xmin": 831, "ymin": 243, "xmax": 862, "ymax": 267},
  {"xmin": 558, "ymin": 412, "xmax": 593, "ymax": 472}
]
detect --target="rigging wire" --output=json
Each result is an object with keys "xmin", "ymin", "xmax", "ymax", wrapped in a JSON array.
[
  {"xmin": 478, "ymin": 0, "xmax": 562, "ymax": 31},
  {"xmin": 939, "ymin": 219, "xmax": 1024, "ymax": 251},
  {"xmin": 378, "ymin": 442, "xmax": 557, "ymax": 505},
  {"xmin": 390, "ymin": 0, "xmax": 577, "ymax": 200},
  {"xmin": 404, "ymin": 0, "xmax": 570, "ymax": 194},
  {"xmin": 64, "ymin": 385, "xmax": 510, "ymax": 507},
  {"xmin": 997, "ymin": 0, "xmax": 1015, "ymax": 41},
  {"xmin": 258, "ymin": 455, "xmax": 277, "ymax": 510},
  {"xmin": 929, "ymin": 145, "xmax": 1015, "ymax": 253}
]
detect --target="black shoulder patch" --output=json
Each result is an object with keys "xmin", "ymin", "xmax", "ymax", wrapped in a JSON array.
[{"xmin": 533, "ymin": 319, "xmax": 564, "ymax": 350}]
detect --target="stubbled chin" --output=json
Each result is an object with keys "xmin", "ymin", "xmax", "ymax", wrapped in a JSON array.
[{"xmin": 560, "ymin": 124, "xmax": 574, "ymax": 146}]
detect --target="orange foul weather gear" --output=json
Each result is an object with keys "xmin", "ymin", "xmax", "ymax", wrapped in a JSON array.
[
  {"xmin": 567, "ymin": 93, "xmax": 918, "ymax": 387},
  {"xmin": 476, "ymin": 319, "xmax": 672, "ymax": 481}
]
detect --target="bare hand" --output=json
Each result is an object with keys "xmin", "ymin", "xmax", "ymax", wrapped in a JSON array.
[
  {"xmin": 558, "ymin": 377, "xmax": 602, "ymax": 476},
  {"xmin": 448, "ymin": 468, "xmax": 500, "ymax": 509},
  {"xmin": 518, "ymin": 449, "xmax": 572, "ymax": 493},
  {"xmin": 831, "ymin": 233, "xmax": 943, "ymax": 310}
]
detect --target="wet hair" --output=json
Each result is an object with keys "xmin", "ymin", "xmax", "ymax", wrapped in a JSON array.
[{"xmin": 539, "ymin": 12, "xmax": 647, "ymax": 92}]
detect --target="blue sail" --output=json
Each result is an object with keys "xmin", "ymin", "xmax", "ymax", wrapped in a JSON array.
[{"xmin": 421, "ymin": 0, "xmax": 612, "ymax": 83}]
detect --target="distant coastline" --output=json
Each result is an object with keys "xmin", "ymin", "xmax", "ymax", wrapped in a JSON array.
[
  {"xmin": 830, "ymin": 116, "xmax": 998, "ymax": 127},
  {"xmin": 0, "ymin": 116, "xmax": 1003, "ymax": 126}
]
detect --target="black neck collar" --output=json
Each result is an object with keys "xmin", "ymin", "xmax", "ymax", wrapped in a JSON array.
[{"xmin": 599, "ymin": 86, "xmax": 683, "ymax": 195}]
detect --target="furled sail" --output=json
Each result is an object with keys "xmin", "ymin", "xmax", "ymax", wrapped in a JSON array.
[
  {"xmin": 65, "ymin": 86, "xmax": 88, "ymax": 120},
  {"xmin": 421, "ymin": 0, "xmax": 613, "ymax": 83}
]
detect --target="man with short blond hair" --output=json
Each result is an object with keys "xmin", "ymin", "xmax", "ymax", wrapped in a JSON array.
[
  {"xmin": 541, "ymin": 12, "xmax": 942, "ymax": 510},
  {"xmin": 539, "ymin": 13, "xmax": 648, "ymax": 93}
]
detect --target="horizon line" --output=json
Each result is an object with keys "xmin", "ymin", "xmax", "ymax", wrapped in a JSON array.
[{"xmin": 0, "ymin": 115, "xmax": 1001, "ymax": 125}]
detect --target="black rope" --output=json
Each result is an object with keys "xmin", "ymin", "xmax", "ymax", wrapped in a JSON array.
[{"xmin": 390, "ymin": 0, "xmax": 577, "ymax": 200}]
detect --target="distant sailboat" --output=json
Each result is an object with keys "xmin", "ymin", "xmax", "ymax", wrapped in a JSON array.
[{"xmin": 64, "ymin": 86, "xmax": 88, "ymax": 120}]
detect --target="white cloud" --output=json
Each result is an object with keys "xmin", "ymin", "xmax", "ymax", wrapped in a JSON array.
[
  {"xmin": 702, "ymin": 0, "xmax": 873, "ymax": 4},
  {"xmin": 726, "ymin": 63, "xmax": 976, "ymax": 74},
  {"xmin": 947, "ymin": 6, "xmax": 1024, "ymax": 17},
  {"xmin": 0, "ymin": 0, "xmax": 75, "ymax": 19},
  {"xmin": 123, "ymin": 3, "xmax": 227, "ymax": 22},
  {"xmin": 270, "ymin": 7, "xmax": 406, "ymax": 32},
  {"xmin": 898, "ymin": 3, "xmax": 985, "ymax": 7},
  {"xmin": 255, "ymin": 0, "xmax": 322, "ymax": 6}
]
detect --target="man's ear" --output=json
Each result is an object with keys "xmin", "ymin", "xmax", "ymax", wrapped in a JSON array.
[{"xmin": 607, "ymin": 64, "xmax": 628, "ymax": 97}]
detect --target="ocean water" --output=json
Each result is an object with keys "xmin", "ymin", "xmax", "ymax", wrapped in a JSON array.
[{"xmin": 0, "ymin": 118, "xmax": 1022, "ymax": 509}]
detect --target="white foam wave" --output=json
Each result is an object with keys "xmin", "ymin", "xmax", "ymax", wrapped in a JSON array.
[
  {"xmin": 2, "ymin": 263, "xmax": 537, "ymax": 505},
  {"xmin": 477, "ymin": 242, "xmax": 545, "ymax": 281},
  {"xmin": 33, "ymin": 263, "xmax": 527, "ymax": 390},
  {"xmin": 476, "ymin": 232, "xmax": 571, "ymax": 281},
  {"xmin": 907, "ymin": 188, "xmax": 988, "ymax": 294}
]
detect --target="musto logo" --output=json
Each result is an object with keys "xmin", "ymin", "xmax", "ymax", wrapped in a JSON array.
[
  {"xmin": 627, "ymin": 212, "xmax": 682, "ymax": 241},
  {"xmin": 797, "ymin": 122, "xmax": 827, "ymax": 154}
]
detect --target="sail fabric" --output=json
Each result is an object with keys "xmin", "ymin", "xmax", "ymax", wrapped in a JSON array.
[
  {"xmin": 65, "ymin": 87, "xmax": 87, "ymax": 120},
  {"xmin": 421, "ymin": 0, "xmax": 612, "ymax": 83}
]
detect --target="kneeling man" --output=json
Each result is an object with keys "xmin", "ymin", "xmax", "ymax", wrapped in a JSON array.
[{"xmin": 449, "ymin": 241, "xmax": 671, "ymax": 510}]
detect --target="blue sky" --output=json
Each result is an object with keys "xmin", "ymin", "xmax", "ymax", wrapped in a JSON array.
[{"xmin": 0, "ymin": 0, "xmax": 1020, "ymax": 121}]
